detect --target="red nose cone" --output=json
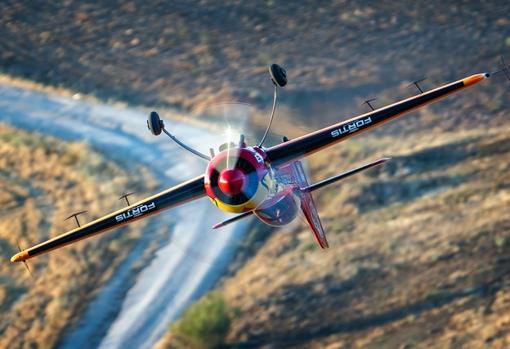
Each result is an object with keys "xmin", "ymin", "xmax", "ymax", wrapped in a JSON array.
[{"xmin": 218, "ymin": 168, "xmax": 246, "ymax": 196}]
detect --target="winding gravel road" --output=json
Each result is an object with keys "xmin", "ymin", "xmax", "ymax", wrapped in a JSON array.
[{"xmin": 0, "ymin": 83, "xmax": 248, "ymax": 349}]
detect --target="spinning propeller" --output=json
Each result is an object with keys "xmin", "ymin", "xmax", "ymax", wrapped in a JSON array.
[
  {"xmin": 491, "ymin": 56, "xmax": 510, "ymax": 81},
  {"xmin": 17, "ymin": 242, "xmax": 32, "ymax": 276},
  {"xmin": 146, "ymin": 64, "xmax": 289, "ymax": 203}
]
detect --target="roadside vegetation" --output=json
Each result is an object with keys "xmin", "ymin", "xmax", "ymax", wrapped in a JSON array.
[{"xmin": 163, "ymin": 292, "xmax": 232, "ymax": 349}]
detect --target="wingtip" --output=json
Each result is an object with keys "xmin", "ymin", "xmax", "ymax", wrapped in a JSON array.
[
  {"xmin": 375, "ymin": 157, "xmax": 391, "ymax": 166},
  {"xmin": 462, "ymin": 73, "xmax": 489, "ymax": 87},
  {"xmin": 11, "ymin": 250, "xmax": 29, "ymax": 263}
]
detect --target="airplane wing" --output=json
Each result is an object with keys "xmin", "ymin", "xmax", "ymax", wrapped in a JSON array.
[
  {"xmin": 266, "ymin": 73, "xmax": 489, "ymax": 166},
  {"xmin": 11, "ymin": 175, "xmax": 206, "ymax": 263}
]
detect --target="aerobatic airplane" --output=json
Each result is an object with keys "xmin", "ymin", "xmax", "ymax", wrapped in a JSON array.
[{"xmin": 11, "ymin": 61, "xmax": 506, "ymax": 269}]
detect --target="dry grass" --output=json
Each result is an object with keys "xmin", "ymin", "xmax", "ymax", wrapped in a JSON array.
[
  {"xmin": 0, "ymin": 124, "xmax": 155, "ymax": 349},
  {"xmin": 2, "ymin": 2, "xmax": 510, "ymax": 347},
  {"xmin": 218, "ymin": 124, "xmax": 510, "ymax": 348},
  {"xmin": 1, "ymin": 1, "xmax": 509, "ymax": 118}
]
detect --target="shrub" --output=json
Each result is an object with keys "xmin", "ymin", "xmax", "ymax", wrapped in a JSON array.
[{"xmin": 170, "ymin": 292, "xmax": 231, "ymax": 349}]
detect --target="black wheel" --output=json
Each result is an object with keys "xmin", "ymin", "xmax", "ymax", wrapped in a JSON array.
[
  {"xmin": 269, "ymin": 64, "xmax": 287, "ymax": 87},
  {"xmin": 147, "ymin": 111, "xmax": 164, "ymax": 136}
]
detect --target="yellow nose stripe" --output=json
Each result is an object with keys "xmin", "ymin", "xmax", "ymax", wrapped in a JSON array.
[{"xmin": 212, "ymin": 182, "xmax": 269, "ymax": 213}]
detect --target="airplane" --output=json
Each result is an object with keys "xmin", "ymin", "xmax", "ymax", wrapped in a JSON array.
[{"xmin": 11, "ymin": 60, "xmax": 506, "ymax": 268}]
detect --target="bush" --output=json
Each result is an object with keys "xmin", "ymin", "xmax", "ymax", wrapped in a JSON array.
[{"xmin": 170, "ymin": 292, "xmax": 231, "ymax": 349}]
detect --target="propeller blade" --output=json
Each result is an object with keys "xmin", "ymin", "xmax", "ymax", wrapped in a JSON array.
[
  {"xmin": 23, "ymin": 261, "xmax": 32, "ymax": 277},
  {"xmin": 17, "ymin": 242, "xmax": 33, "ymax": 277}
]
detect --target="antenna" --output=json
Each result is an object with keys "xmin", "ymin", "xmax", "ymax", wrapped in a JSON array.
[
  {"xmin": 362, "ymin": 98, "xmax": 377, "ymax": 111},
  {"xmin": 408, "ymin": 77, "xmax": 427, "ymax": 93},
  {"xmin": 148, "ymin": 111, "xmax": 211, "ymax": 161},
  {"xmin": 65, "ymin": 210, "xmax": 88, "ymax": 227},
  {"xmin": 119, "ymin": 192, "xmax": 135, "ymax": 206},
  {"xmin": 259, "ymin": 64, "xmax": 287, "ymax": 147}
]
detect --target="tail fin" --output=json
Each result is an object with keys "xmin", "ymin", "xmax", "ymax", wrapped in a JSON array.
[
  {"xmin": 291, "ymin": 158, "xmax": 389, "ymax": 249},
  {"xmin": 299, "ymin": 188, "xmax": 329, "ymax": 249},
  {"xmin": 292, "ymin": 161, "xmax": 329, "ymax": 249}
]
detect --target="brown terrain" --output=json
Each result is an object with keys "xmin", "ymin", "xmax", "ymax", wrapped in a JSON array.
[
  {"xmin": 1, "ymin": 1, "xmax": 509, "ymax": 348},
  {"xmin": 220, "ymin": 125, "xmax": 510, "ymax": 348},
  {"xmin": 0, "ymin": 124, "xmax": 157, "ymax": 348}
]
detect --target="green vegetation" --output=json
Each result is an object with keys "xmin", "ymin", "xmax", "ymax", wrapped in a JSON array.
[{"xmin": 170, "ymin": 292, "xmax": 231, "ymax": 349}]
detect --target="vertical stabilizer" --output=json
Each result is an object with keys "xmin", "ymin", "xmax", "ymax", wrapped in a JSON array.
[{"xmin": 292, "ymin": 161, "xmax": 329, "ymax": 249}]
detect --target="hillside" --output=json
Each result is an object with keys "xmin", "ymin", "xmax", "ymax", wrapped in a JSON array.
[
  {"xmin": 0, "ymin": 124, "xmax": 156, "ymax": 348},
  {"xmin": 1, "ymin": 1, "xmax": 509, "ymax": 119},
  {"xmin": 1, "ymin": 1, "xmax": 509, "ymax": 348},
  {"xmin": 219, "ymin": 125, "xmax": 510, "ymax": 348}
]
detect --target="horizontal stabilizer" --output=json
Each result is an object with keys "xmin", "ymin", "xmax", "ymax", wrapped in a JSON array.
[
  {"xmin": 212, "ymin": 211, "xmax": 253, "ymax": 229},
  {"xmin": 306, "ymin": 157, "xmax": 390, "ymax": 192}
]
